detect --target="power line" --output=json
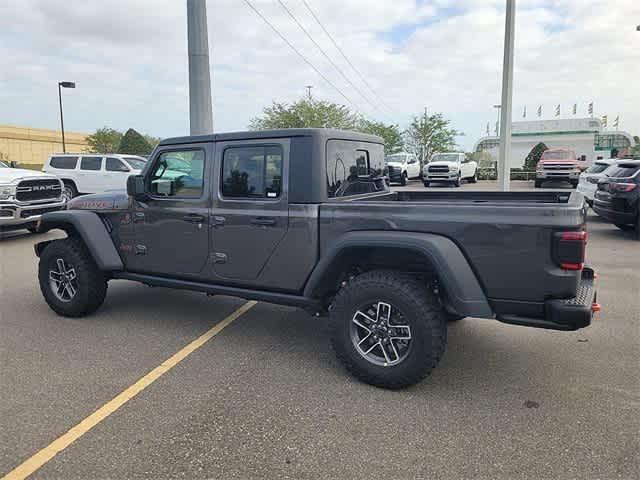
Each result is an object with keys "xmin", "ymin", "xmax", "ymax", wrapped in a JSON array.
[
  {"xmin": 243, "ymin": 0, "xmax": 363, "ymax": 114},
  {"xmin": 277, "ymin": 0, "xmax": 389, "ymax": 120},
  {"xmin": 300, "ymin": 0, "xmax": 397, "ymax": 117}
]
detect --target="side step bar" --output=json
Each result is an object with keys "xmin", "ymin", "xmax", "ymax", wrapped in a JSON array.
[{"xmin": 112, "ymin": 272, "xmax": 324, "ymax": 312}]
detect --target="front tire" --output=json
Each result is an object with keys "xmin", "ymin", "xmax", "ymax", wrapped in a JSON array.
[
  {"xmin": 329, "ymin": 270, "xmax": 447, "ymax": 389},
  {"xmin": 62, "ymin": 181, "xmax": 78, "ymax": 201},
  {"xmin": 453, "ymin": 174, "xmax": 461, "ymax": 187},
  {"xmin": 423, "ymin": 181, "xmax": 430, "ymax": 188},
  {"xmin": 400, "ymin": 172, "xmax": 408, "ymax": 186},
  {"xmin": 38, "ymin": 238, "xmax": 107, "ymax": 317}
]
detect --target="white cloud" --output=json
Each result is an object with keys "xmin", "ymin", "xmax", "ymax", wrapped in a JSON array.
[{"xmin": 0, "ymin": 0, "xmax": 638, "ymax": 151}]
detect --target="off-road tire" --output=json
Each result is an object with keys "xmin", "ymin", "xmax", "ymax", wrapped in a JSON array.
[
  {"xmin": 38, "ymin": 237, "xmax": 107, "ymax": 317},
  {"xmin": 400, "ymin": 172, "xmax": 408, "ymax": 186},
  {"xmin": 329, "ymin": 270, "xmax": 447, "ymax": 389}
]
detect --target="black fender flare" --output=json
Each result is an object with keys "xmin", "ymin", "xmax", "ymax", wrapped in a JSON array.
[
  {"xmin": 35, "ymin": 210, "xmax": 123, "ymax": 271},
  {"xmin": 303, "ymin": 231, "xmax": 493, "ymax": 318}
]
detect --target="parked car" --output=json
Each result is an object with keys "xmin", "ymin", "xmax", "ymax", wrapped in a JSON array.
[
  {"xmin": 0, "ymin": 159, "xmax": 65, "ymax": 233},
  {"xmin": 385, "ymin": 152, "xmax": 420, "ymax": 185},
  {"xmin": 422, "ymin": 152, "xmax": 477, "ymax": 187},
  {"xmin": 577, "ymin": 159, "xmax": 618, "ymax": 206},
  {"xmin": 535, "ymin": 148, "xmax": 583, "ymax": 188},
  {"xmin": 34, "ymin": 129, "xmax": 598, "ymax": 389},
  {"xmin": 593, "ymin": 159, "xmax": 640, "ymax": 240},
  {"xmin": 43, "ymin": 154, "xmax": 147, "ymax": 200}
]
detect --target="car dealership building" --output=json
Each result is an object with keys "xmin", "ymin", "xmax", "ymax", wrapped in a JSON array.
[{"xmin": 474, "ymin": 118, "xmax": 635, "ymax": 168}]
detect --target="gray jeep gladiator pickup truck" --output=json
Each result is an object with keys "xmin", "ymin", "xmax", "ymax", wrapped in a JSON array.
[{"xmin": 34, "ymin": 129, "xmax": 598, "ymax": 389}]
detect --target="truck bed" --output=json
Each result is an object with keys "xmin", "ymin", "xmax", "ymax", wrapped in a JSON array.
[{"xmin": 359, "ymin": 190, "xmax": 575, "ymax": 205}]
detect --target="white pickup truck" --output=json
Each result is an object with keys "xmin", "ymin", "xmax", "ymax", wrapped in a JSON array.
[
  {"xmin": 0, "ymin": 160, "xmax": 66, "ymax": 233},
  {"xmin": 423, "ymin": 152, "xmax": 478, "ymax": 187}
]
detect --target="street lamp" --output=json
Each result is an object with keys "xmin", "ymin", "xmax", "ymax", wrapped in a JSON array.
[{"xmin": 57, "ymin": 81, "xmax": 76, "ymax": 153}]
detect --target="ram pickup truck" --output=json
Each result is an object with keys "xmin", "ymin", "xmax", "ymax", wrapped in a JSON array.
[
  {"xmin": 34, "ymin": 129, "xmax": 599, "ymax": 389},
  {"xmin": 535, "ymin": 148, "xmax": 583, "ymax": 188},
  {"xmin": 0, "ymin": 160, "xmax": 66, "ymax": 233}
]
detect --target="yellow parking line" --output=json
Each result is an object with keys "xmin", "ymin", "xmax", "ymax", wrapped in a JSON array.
[{"xmin": 2, "ymin": 300, "xmax": 257, "ymax": 480}]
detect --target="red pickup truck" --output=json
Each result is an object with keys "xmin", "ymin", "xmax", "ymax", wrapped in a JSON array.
[{"xmin": 535, "ymin": 148, "xmax": 583, "ymax": 188}]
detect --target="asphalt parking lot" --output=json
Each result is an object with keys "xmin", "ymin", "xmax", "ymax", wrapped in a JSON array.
[{"xmin": 1, "ymin": 181, "xmax": 639, "ymax": 479}]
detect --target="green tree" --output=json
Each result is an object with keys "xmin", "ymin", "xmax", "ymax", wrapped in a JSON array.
[
  {"xmin": 404, "ymin": 111, "xmax": 459, "ymax": 165},
  {"xmin": 524, "ymin": 142, "xmax": 548, "ymax": 171},
  {"xmin": 85, "ymin": 127, "xmax": 123, "ymax": 153},
  {"xmin": 118, "ymin": 128, "xmax": 153, "ymax": 155},
  {"xmin": 358, "ymin": 120, "xmax": 404, "ymax": 154},
  {"xmin": 631, "ymin": 136, "xmax": 640, "ymax": 156},
  {"xmin": 466, "ymin": 150, "xmax": 495, "ymax": 169},
  {"xmin": 143, "ymin": 134, "xmax": 161, "ymax": 150},
  {"xmin": 249, "ymin": 97, "xmax": 361, "ymax": 131}
]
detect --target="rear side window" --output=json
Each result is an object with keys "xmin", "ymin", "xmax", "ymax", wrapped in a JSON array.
[
  {"xmin": 106, "ymin": 157, "xmax": 129, "ymax": 172},
  {"xmin": 326, "ymin": 140, "xmax": 386, "ymax": 198},
  {"xmin": 80, "ymin": 156, "xmax": 102, "ymax": 171},
  {"xmin": 221, "ymin": 145, "xmax": 282, "ymax": 199},
  {"xmin": 49, "ymin": 156, "xmax": 78, "ymax": 169},
  {"xmin": 606, "ymin": 164, "xmax": 640, "ymax": 178}
]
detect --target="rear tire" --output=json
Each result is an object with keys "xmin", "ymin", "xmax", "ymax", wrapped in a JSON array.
[
  {"xmin": 38, "ymin": 237, "xmax": 107, "ymax": 317},
  {"xmin": 329, "ymin": 270, "xmax": 447, "ymax": 389},
  {"xmin": 468, "ymin": 173, "xmax": 477, "ymax": 183},
  {"xmin": 423, "ymin": 181, "xmax": 430, "ymax": 188},
  {"xmin": 615, "ymin": 223, "xmax": 634, "ymax": 232}
]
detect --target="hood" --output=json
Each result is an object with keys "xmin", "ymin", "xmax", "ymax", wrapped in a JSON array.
[
  {"xmin": 67, "ymin": 190, "xmax": 131, "ymax": 212},
  {"xmin": 539, "ymin": 159, "xmax": 578, "ymax": 164},
  {"xmin": 386, "ymin": 161, "xmax": 405, "ymax": 168},
  {"xmin": 0, "ymin": 167, "xmax": 58, "ymax": 183}
]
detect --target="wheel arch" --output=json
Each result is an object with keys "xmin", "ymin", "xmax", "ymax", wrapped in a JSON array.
[
  {"xmin": 303, "ymin": 231, "xmax": 493, "ymax": 318},
  {"xmin": 35, "ymin": 210, "xmax": 123, "ymax": 271}
]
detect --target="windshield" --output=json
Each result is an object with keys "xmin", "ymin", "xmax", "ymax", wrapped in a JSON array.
[
  {"xmin": 431, "ymin": 154, "xmax": 460, "ymax": 162},
  {"xmin": 0, "ymin": 160, "xmax": 8, "ymax": 168},
  {"xmin": 605, "ymin": 164, "xmax": 640, "ymax": 178},
  {"xmin": 385, "ymin": 154, "xmax": 407, "ymax": 163},
  {"xmin": 123, "ymin": 156, "xmax": 147, "ymax": 170},
  {"xmin": 541, "ymin": 151, "xmax": 574, "ymax": 160},
  {"xmin": 586, "ymin": 163, "xmax": 610, "ymax": 174}
]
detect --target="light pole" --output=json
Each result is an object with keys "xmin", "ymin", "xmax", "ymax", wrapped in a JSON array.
[
  {"xmin": 57, "ymin": 81, "xmax": 76, "ymax": 153},
  {"xmin": 187, "ymin": 0, "xmax": 213, "ymax": 135},
  {"xmin": 497, "ymin": 0, "xmax": 516, "ymax": 192}
]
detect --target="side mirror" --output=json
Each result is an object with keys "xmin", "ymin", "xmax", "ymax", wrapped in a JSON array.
[
  {"xmin": 127, "ymin": 174, "xmax": 146, "ymax": 200},
  {"xmin": 9, "ymin": 161, "xmax": 18, "ymax": 168}
]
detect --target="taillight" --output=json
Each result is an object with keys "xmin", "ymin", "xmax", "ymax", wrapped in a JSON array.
[
  {"xmin": 609, "ymin": 182, "xmax": 637, "ymax": 193},
  {"xmin": 554, "ymin": 230, "xmax": 587, "ymax": 271}
]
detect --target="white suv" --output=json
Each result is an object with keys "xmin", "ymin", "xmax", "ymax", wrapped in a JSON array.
[{"xmin": 43, "ymin": 154, "xmax": 147, "ymax": 200}]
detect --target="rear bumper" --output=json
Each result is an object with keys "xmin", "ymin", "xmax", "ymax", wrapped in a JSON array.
[
  {"xmin": 497, "ymin": 267, "xmax": 597, "ymax": 331},
  {"xmin": 593, "ymin": 203, "xmax": 636, "ymax": 225}
]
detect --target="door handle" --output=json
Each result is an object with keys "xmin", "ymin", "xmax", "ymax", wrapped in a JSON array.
[
  {"xmin": 212, "ymin": 215, "xmax": 226, "ymax": 226},
  {"xmin": 250, "ymin": 217, "xmax": 276, "ymax": 226},
  {"xmin": 182, "ymin": 213, "xmax": 205, "ymax": 223}
]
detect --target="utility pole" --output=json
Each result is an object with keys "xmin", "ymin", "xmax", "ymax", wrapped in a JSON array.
[
  {"xmin": 305, "ymin": 85, "xmax": 313, "ymax": 99},
  {"xmin": 187, "ymin": 0, "xmax": 213, "ymax": 135},
  {"xmin": 497, "ymin": 0, "xmax": 516, "ymax": 192}
]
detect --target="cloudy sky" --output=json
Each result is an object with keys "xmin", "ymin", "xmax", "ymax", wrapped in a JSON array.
[{"xmin": 1, "ymin": 0, "xmax": 638, "ymax": 150}]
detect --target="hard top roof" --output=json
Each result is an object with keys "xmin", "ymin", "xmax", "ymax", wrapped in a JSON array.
[{"xmin": 159, "ymin": 128, "xmax": 384, "ymax": 146}]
